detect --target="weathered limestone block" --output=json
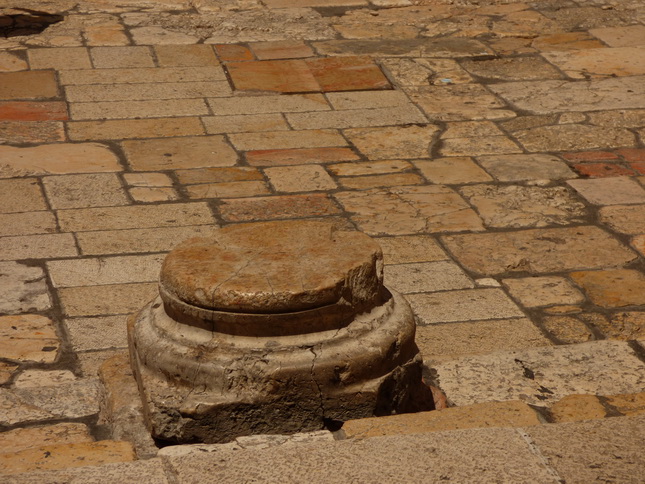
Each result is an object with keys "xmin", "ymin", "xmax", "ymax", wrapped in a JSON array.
[{"xmin": 128, "ymin": 220, "xmax": 431, "ymax": 444}]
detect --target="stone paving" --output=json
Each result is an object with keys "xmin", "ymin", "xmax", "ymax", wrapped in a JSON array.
[{"xmin": 1, "ymin": 0, "xmax": 645, "ymax": 480}]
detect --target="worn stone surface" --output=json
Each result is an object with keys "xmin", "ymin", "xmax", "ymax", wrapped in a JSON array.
[
  {"xmin": 384, "ymin": 261, "xmax": 473, "ymax": 294},
  {"xmin": 434, "ymin": 340, "xmax": 645, "ymax": 407},
  {"xmin": 568, "ymin": 177, "xmax": 645, "ymax": 205},
  {"xmin": 0, "ymin": 424, "xmax": 93, "ymax": 454},
  {"xmin": 503, "ymin": 277, "xmax": 585, "ymax": 308},
  {"xmin": 0, "ymin": 314, "xmax": 59, "ymax": 364},
  {"xmin": 606, "ymin": 392, "xmax": 645, "ymax": 417},
  {"xmin": 569, "ymin": 270, "xmax": 645, "ymax": 309},
  {"xmin": 0, "ymin": 262, "xmax": 50, "ymax": 315},
  {"xmin": 476, "ymin": 154, "xmax": 575, "ymax": 181},
  {"xmin": 460, "ymin": 185, "xmax": 586, "ymax": 229},
  {"xmin": 441, "ymin": 226, "xmax": 637, "ymax": 276},
  {"xmin": 343, "ymin": 125, "xmax": 439, "ymax": 160},
  {"xmin": 514, "ymin": 124, "xmax": 636, "ymax": 152},
  {"xmin": 542, "ymin": 47, "xmax": 645, "ymax": 79},
  {"xmin": 549, "ymin": 394, "xmax": 607, "ymax": 423},
  {"xmin": 265, "ymin": 165, "xmax": 336, "ymax": 192},
  {"xmin": 342, "ymin": 400, "xmax": 543, "ymax": 439},
  {"xmin": 414, "ymin": 157, "xmax": 492, "ymax": 184},
  {"xmin": 43, "ymin": 173, "xmax": 128, "ymax": 209},
  {"xmin": 541, "ymin": 315, "xmax": 595, "ymax": 345}
]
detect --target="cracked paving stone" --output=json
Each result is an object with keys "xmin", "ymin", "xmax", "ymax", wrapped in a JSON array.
[{"xmin": 0, "ymin": 262, "xmax": 50, "ymax": 314}]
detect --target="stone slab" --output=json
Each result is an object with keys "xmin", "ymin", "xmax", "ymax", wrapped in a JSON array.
[
  {"xmin": 476, "ymin": 154, "xmax": 575, "ymax": 181},
  {"xmin": 383, "ymin": 261, "xmax": 473, "ymax": 294},
  {"xmin": 43, "ymin": 173, "xmax": 128, "ymax": 209},
  {"xmin": 0, "ymin": 423, "xmax": 92, "ymax": 454},
  {"xmin": 0, "ymin": 262, "xmax": 50, "ymax": 315},
  {"xmin": 441, "ymin": 226, "xmax": 637, "ymax": 276},
  {"xmin": 567, "ymin": 177, "xmax": 645, "ymax": 205},
  {"xmin": 433, "ymin": 340, "xmax": 645, "ymax": 407},
  {"xmin": 0, "ymin": 314, "xmax": 59, "ymax": 364}
]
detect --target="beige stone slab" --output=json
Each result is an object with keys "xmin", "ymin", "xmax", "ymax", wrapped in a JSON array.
[
  {"xmin": 416, "ymin": 318, "xmax": 550, "ymax": 363},
  {"xmin": 58, "ymin": 203, "xmax": 214, "ymax": 232},
  {"xmin": 570, "ymin": 269, "xmax": 645, "ymax": 309},
  {"xmin": 337, "ymin": 173, "xmax": 424, "ymax": 190},
  {"xmin": 439, "ymin": 135, "xmax": 522, "ymax": 157},
  {"xmin": 549, "ymin": 394, "xmax": 607, "ymax": 423},
  {"xmin": 477, "ymin": 154, "xmax": 575, "ymax": 181},
  {"xmin": 460, "ymin": 56, "xmax": 563, "ymax": 81},
  {"xmin": 286, "ymin": 105, "xmax": 427, "ymax": 130},
  {"xmin": 208, "ymin": 94, "xmax": 330, "ymax": 115},
  {"xmin": 131, "ymin": 26, "xmax": 200, "ymax": 45},
  {"xmin": 70, "ymin": 99, "xmax": 209, "ymax": 120},
  {"xmin": 43, "ymin": 173, "xmax": 128, "ymax": 209},
  {"xmin": 587, "ymin": 109, "xmax": 645, "ymax": 128},
  {"xmin": 314, "ymin": 37, "xmax": 494, "ymax": 58},
  {"xmin": 65, "ymin": 315, "xmax": 129, "ymax": 351},
  {"xmin": 568, "ymin": 177, "xmax": 645, "ymax": 205},
  {"xmin": 0, "ymin": 71, "xmax": 59, "ymax": 100},
  {"xmin": 406, "ymin": 84, "xmax": 515, "ymax": 121},
  {"xmin": 325, "ymin": 90, "xmax": 412, "ymax": 110},
  {"xmin": 59, "ymin": 282, "xmax": 157, "ymax": 317},
  {"xmin": 543, "ymin": 47, "xmax": 645, "ymax": 79},
  {"xmin": 0, "ymin": 314, "xmax": 58, "ymax": 364},
  {"xmin": 128, "ymin": 187, "xmax": 179, "ymax": 203},
  {"xmin": 59, "ymin": 66, "xmax": 226, "ymax": 85},
  {"xmin": 515, "ymin": 123, "xmax": 636, "ymax": 152},
  {"xmin": 374, "ymin": 235, "xmax": 449, "ymax": 264},
  {"xmin": 155, "ymin": 44, "xmax": 219, "ymax": 67},
  {"xmin": 0, "ymin": 233, "xmax": 78, "ymax": 260},
  {"xmin": 342, "ymin": 400, "xmax": 543, "ymax": 439},
  {"xmin": 229, "ymin": 129, "xmax": 346, "ymax": 151},
  {"xmin": 47, "ymin": 254, "xmax": 164, "ymax": 288},
  {"xmin": 580, "ymin": 311, "xmax": 645, "ymax": 342},
  {"xmin": 265, "ymin": 165, "xmax": 336, "ymax": 192},
  {"xmin": 13, "ymin": 370, "xmax": 76, "ymax": 389},
  {"xmin": 67, "ymin": 118, "xmax": 205, "ymax": 141},
  {"xmin": 327, "ymin": 160, "xmax": 411, "ymax": 177},
  {"xmin": 186, "ymin": 181, "xmax": 271, "ymax": 199},
  {"xmin": 408, "ymin": 288, "xmax": 524, "ymax": 324},
  {"xmin": 590, "ymin": 25, "xmax": 645, "ymax": 48},
  {"xmin": 441, "ymin": 226, "xmax": 637, "ymax": 276},
  {"xmin": 335, "ymin": 185, "xmax": 484, "ymax": 236},
  {"xmin": 0, "ymin": 423, "xmax": 92, "ymax": 455},
  {"xmin": 123, "ymin": 173, "xmax": 174, "ymax": 188},
  {"xmin": 90, "ymin": 46, "xmax": 155, "ymax": 68},
  {"xmin": 527, "ymin": 415, "xmax": 645, "ymax": 482},
  {"xmin": 83, "ymin": 24, "xmax": 129, "ymax": 47},
  {"xmin": 28, "ymin": 47, "xmax": 91, "ymax": 70},
  {"xmin": 599, "ymin": 204, "xmax": 645, "ymax": 234},
  {"xmin": 0, "ymin": 262, "xmax": 50, "ymax": 315},
  {"xmin": 175, "ymin": 167, "xmax": 263, "ymax": 185},
  {"xmin": 0, "ymin": 440, "xmax": 135, "ymax": 476},
  {"xmin": 66, "ymin": 82, "xmax": 231, "ymax": 102},
  {"xmin": 541, "ymin": 315, "xmax": 595, "ymax": 345},
  {"xmin": 202, "ymin": 114, "xmax": 289, "ymax": 134},
  {"xmin": 435, "ymin": 340, "xmax": 645, "ymax": 407},
  {"xmin": 76, "ymin": 225, "xmax": 220, "ymax": 255},
  {"xmin": 384, "ymin": 261, "xmax": 473, "ymax": 294},
  {"xmin": 0, "ymin": 143, "xmax": 122, "ymax": 178},
  {"xmin": 122, "ymin": 135, "xmax": 237, "ymax": 171},
  {"xmin": 441, "ymin": 121, "xmax": 504, "ymax": 139},
  {"xmin": 460, "ymin": 184, "xmax": 587, "ymax": 229},
  {"xmin": 343, "ymin": 125, "xmax": 439, "ymax": 160},
  {"xmin": 0, "ymin": 178, "xmax": 46, "ymax": 213},
  {"xmin": 380, "ymin": 58, "xmax": 473, "ymax": 87},
  {"xmin": 0, "ymin": 211, "xmax": 57, "ymax": 237},
  {"xmin": 0, "ymin": 52, "xmax": 28, "ymax": 72},
  {"xmin": 489, "ymin": 76, "xmax": 645, "ymax": 114},
  {"xmin": 414, "ymin": 157, "xmax": 493, "ymax": 184},
  {"xmin": 503, "ymin": 276, "xmax": 585, "ymax": 308}
]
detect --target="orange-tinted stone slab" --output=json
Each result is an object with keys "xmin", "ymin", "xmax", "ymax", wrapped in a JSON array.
[
  {"xmin": 0, "ymin": 121, "xmax": 65, "ymax": 143},
  {"xmin": 214, "ymin": 44, "xmax": 254, "ymax": 61},
  {"xmin": 246, "ymin": 147, "xmax": 359, "ymax": 166},
  {"xmin": 306, "ymin": 56, "xmax": 391, "ymax": 92},
  {"xmin": 250, "ymin": 40, "xmax": 314, "ymax": 60},
  {"xmin": 562, "ymin": 151, "xmax": 621, "ymax": 163},
  {"xmin": 219, "ymin": 193, "xmax": 341, "ymax": 222},
  {"xmin": 569, "ymin": 269, "xmax": 645, "ymax": 308},
  {"xmin": 0, "ymin": 101, "xmax": 68, "ymax": 121},
  {"xmin": 227, "ymin": 60, "xmax": 320, "ymax": 93},
  {"xmin": 0, "ymin": 71, "xmax": 58, "ymax": 100},
  {"xmin": 573, "ymin": 163, "xmax": 636, "ymax": 177},
  {"xmin": 617, "ymin": 148, "xmax": 645, "ymax": 162}
]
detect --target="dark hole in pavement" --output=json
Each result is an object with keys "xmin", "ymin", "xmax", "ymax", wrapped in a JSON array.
[{"xmin": 0, "ymin": 9, "xmax": 64, "ymax": 38}]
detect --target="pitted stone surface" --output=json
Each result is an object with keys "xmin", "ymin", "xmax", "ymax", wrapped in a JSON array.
[{"xmin": 160, "ymin": 220, "xmax": 383, "ymax": 313}]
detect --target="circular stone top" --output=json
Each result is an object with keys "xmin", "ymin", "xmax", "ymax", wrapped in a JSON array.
[{"xmin": 159, "ymin": 220, "xmax": 383, "ymax": 314}]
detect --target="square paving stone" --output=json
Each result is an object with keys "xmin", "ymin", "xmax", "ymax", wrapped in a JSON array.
[
  {"xmin": 502, "ymin": 276, "xmax": 585, "ymax": 308},
  {"xmin": 122, "ymin": 136, "xmax": 238, "ymax": 171},
  {"xmin": 441, "ymin": 226, "xmax": 637, "ymax": 276},
  {"xmin": 569, "ymin": 269, "xmax": 645, "ymax": 308},
  {"xmin": 476, "ymin": 154, "xmax": 575, "ymax": 181},
  {"xmin": 567, "ymin": 177, "xmax": 645, "ymax": 205},
  {"xmin": 0, "ymin": 178, "xmax": 47, "ymax": 213},
  {"xmin": 459, "ymin": 185, "xmax": 587, "ymax": 229},
  {"xmin": 335, "ymin": 186, "xmax": 484, "ymax": 236},
  {"xmin": 434, "ymin": 340, "xmax": 645, "ymax": 407},
  {"xmin": 43, "ymin": 173, "xmax": 128, "ymax": 209}
]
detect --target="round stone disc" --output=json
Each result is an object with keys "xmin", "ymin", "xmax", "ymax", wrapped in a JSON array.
[{"xmin": 160, "ymin": 220, "xmax": 383, "ymax": 313}]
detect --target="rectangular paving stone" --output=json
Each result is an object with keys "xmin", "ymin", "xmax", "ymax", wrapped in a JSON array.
[
  {"xmin": 250, "ymin": 40, "xmax": 314, "ymax": 60},
  {"xmin": 0, "ymin": 314, "xmax": 58, "ymax": 364},
  {"xmin": 90, "ymin": 46, "xmax": 155, "ymax": 68},
  {"xmin": 0, "ymin": 71, "xmax": 59, "ymax": 100},
  {"xmin": 70, "ymin": 99, "xmax": 209, "ymax": 121},
  {"xmin": 514, "ymin": 124, "xmax": 636, "ymax": 153},
  {"xmin": 441, "ymin": 226, "xmax": 637, "ymax": 276},
  {"xmin": 590, "ymin": 25, "xmax": 645, "ymax": 47},
  {"xmin": 286, "ymin": 105, "xmax": 426, "ymax": 130},
  {"xmin": 477, "ymin": 154, "xmax": 576, "ymax": 181},
  {"xmin": 334, "ymin": 185, "xmax": 484, "ymax": 236},
  {"xmin": 57, "ymin": 203, "xmax": 215, "ymax": 232},
  {"xmin": 305, "ymin": 56, "xmax": 391, "ymax": 92},
  {"xmin": 213, "ymin": 44, "xmax": 254, "ymax": 61},
  {"xmin": 122, "ymin": 135, "xmax": 238, "ymax": 171},
  {"xmin": 208, "ymin": 93, "xmax": 329, "ymax": 115},
  {"xmin": 58, "ymin": 283, "xmax": 157, "ymax": 317},
  {"xmin": 599, "ymin": 204, "xmax": 645, "ymax": 234},
  {"xmin": 569, "ymin": 269, "xmax": 645, "ymax": 309},
  {"xmin": 66, "ymin": 82, "xmax": 231, "ymax": 102},
  {"xmin": 542, "ymin": 47, "xmax": 645, "ymax": 79},
  {"xmin": 328, "ymin": 159, "xmax": 412, "ymax": 177},
  {"xmin": 186, "ymin": 181, "xmax": 271, "ymax": 199},
  {"xmin": 67, "ymin": 118, "xmax": 205, "ymax": 141},
  {"xmin": 434, "ymin": 340, "xmax": 645, "ymax": 407},
  {"xmin": 325, "ymin": 90, "xmax": 412, "ymax": 110},
  {"xmin": 414, "ymin": 157, "xmax": 493, "ymax": 184},
  {"xmin": 338, "ymin": 172, "xmax": 424, "ymax": 190},
  {"xmin": 265, "ymin": 165, "xmax": 337, "ymax": 192},
  {"xmin": 202, "ymin": 114, "xmax": 289, "ymax": 134},
  {"xmin": 0, "ymin": 101, "xmax": 68, "ymax": 121},
  {"xmin": 43, "ymin": 173, "xmax": 128, "ymax": 209},
  {"xmin": 154, "ymin": 44, "xmax": 219, "ymax": 67},
  {"xmin": 229, "ymin": 129, "xmax": 346, "ymax": 151},
  {"xmin": 246, "ymin": 147, "xmax": 358, "ymax": 166},
  {"xmin": 0, "ymin": 423, "xmax": 93, "ymax": 454},
  {"xmin": 374, "ymin": 235, "xmax": 449, "ymax": 264},
  {"xmin": 48, "ymin": 254, "xmax": 164, "ymax": 288},
  {"xmin": 489, "ymin": 76, "xmax": 645, "ymax": 114},
  {"xmin": 314, "ymin": 38, "xmax": 493, "ymax": 58},
  {"xmin": 59, "ymin": 67, "xmax": 226, "ymax": 85},
  {"xmin": 344, "ymin": 125, "xmax": 439, "ymax": 160},
  {"xmin": 0, "ymin": 121, "xmax": 65, "ymax": 144},
  {"xmin": 0, "ymin": 51, "xmax": 28, "ymax": 72},
  {"xmin": 76, "ymin": 225, "xmax": 221, "ymax": 256},
  {"xmin": 65, "ymin": 315, "xmax": 130, "ymax": 351},
  {"xmin": 567, "ymin": 177, "xmax": 645, "ymax": 205},
  {"xmin": 0, "ymin": 212, "xmax": 57, "ymax": 237},
  {"xmin": 0, "ymin": 178, "xmax": 47, "ymax": 213},
  {"xmin": 219, "ymin": 193, "xmax": 341, "ymax": 222},
  {"xmin": 227, "ymin": 60, "xmax": 320, "ymax": 93},
  {"xmin": 407, "ymin": 288, "xmax": 525, "ymax": 325},
  {"xmin": 83, "ymin": 24, "xmax": 129, "ymax": 47},
  {"xmin": 175, "ymin": 167, "xmax": 264, "ymax": 185},
  {"xmin": 0, "ymin": 233, "xmax": 76, "ymax": 261},
  {"xmin": 384, "ymin": 261, "xmax": 473, "ymax": 294},
  {"xmin": 28, "ymin": 47, "xmax": 92, "ymax": 70}
]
